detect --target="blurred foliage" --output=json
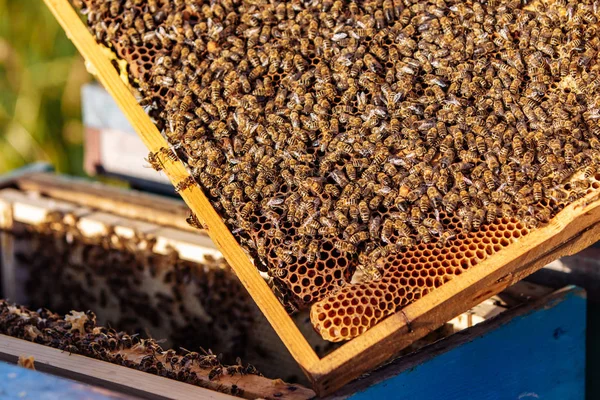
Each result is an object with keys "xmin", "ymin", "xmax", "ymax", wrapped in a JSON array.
[{"xmin": 0, "ymin": 0, "xmax": 91, "ymax": 175}]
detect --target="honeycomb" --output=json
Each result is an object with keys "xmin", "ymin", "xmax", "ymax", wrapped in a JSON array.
[
  {"xmin": 311, "ymin": 216, "xmax": 529, "ymax": 340},
  {"xmin": 72, "ymin": 0, "xmax": 600, "ymax": 340}
]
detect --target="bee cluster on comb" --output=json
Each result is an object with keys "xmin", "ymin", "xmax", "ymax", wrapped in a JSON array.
[
  {"xmin": 73, "ymin": 0, "xmax": 600, "ymax": 341},
  {"xmin": 11, "ymin": 210, "xmax": 255, "ymax": 361},
  {"xmin": 0, "ymin": 300, "xmax": 266, "ymax": 397}
]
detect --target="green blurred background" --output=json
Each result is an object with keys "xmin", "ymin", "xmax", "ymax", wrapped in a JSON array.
[{"xmin": 0, "ymin": 0, "xmax": 90, "ymax": 176}]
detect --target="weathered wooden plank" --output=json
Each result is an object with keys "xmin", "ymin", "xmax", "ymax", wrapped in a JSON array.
[
  {"xmin": 0, "ymin": 188, "xmax": 223, "ymax": 266},
  {"xmin": 0, "ymin": 194, "xmax": 15, "ymax": 301},
  {"xmin": 0, "ymin": 163, "xmax": 53, "ymax": 190},
  {"xmin": 0, "ymin": 184, "xmax": 316, "ymax": 399},
  {"xmin": 16, "ymin": 172, "xmax": 194, "ymax": 232},
  {"xmin": 0, "ymin": 335, "xmax": 237, "ymax": 400}
]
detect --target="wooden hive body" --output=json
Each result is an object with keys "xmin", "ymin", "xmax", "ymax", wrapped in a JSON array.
[
  {"xmin": 0, "ymin": 171, "xmax": 319, "ymax": 399},
  {"xmin": 42, "ymin": 0, "xmax": 600, "ymax": 394}
]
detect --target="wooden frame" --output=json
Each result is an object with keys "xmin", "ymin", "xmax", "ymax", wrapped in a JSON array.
[{"xmin": 42, "ymin": 0, "xmax": 600, "ymax": 395}]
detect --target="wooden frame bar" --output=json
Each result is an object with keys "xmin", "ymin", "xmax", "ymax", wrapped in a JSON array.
[
  {"xmin": 42, "ymin": 0, "xmax": 600, "ymax": 395},
  {"xmin": 0, "ymin": 334, "xmax": 237, "ymax": 400},
  {"xmin": 16, "ymin": 172, "xmax": 195, "ymax": 232},
  {"xmin": 0, "ymin": 360, "xmax": 135, "ymax": 400}
]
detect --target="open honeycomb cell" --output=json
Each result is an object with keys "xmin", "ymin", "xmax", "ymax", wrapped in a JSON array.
[{"xmin": 74, "ymin": 0, "xmax": 600, "ymax": 341}]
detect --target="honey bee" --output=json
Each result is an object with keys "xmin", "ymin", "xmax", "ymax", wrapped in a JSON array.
[
  {"xmin": 436, "ymin": 229, "xmax": 456, "ymax": 248},
  {"xmin": 158, "ymin": 147, "xmax": 177, "ymax": 162},
  {"xmin": 208, "ymin": 366, "xmax": 224, "ymax": 381},
  {"xmin": 457, "ymin": 207, "xmax": 473, "ymax": 231},
  {"xmin": 484, "ymin": 202, "xmax": 497, "ymax": 223},
  {"xmin": 186, "ymin": 212, "xmax": 204, "ymax": 229},
  {"xmin": 143, "ymin": 0, "xmax": 159, "ymax": 12},
  {"xmin": 453, "ymin": 171, "xmax": 469, "ymax": 191},
  {"xmin": 472, "ymin": 208, "xmax": 486, "ymax": 231},
  {"xmin": 441, "ymin": 189, "xmax": 460, "ymax": 214},
  {"xmin": 459, "ymin": 189, "xmax": 472, "ymax": 207},
  {"xmin": 389, "ymin": 236, "xmax": 412, "ymax": 249},
  {"xmin": 109, "ymin": 0, "xmax": 122, "ymax": 17},
  {"xmin": 484, "ymin": 153, "xmax": 500, "ymax": 171},
  {"xmin": 177, "ymin": 94, "xmax": 193, "ymax": 112},
  {"xmin": 334, "ymin": 240, "xmax": 356, "ymax": 254},
  {"xmin": 425, "ymin": 186, "xmax": 442, "ymax": 208},
  {"xmin": 357, "ymin": 262, "xmax": 383, "ymax": 282},
  {"xmin": 141, "ymin": 13, "xmax": 155, "ymax": 31},
  {"xmin": 416, "ymin": 225, "xmax": 432, "ymax": 243},
  {"xmin": 422, "ymin": 217, "xmax": 443, "ymax": 234},
  {"xmin": 350, "ymin": 231, "xmax": 370, "ymax": 246},
  {"xmin": 553, "ymin": 167, "xmax": 575, "ymax": 184},
  {"xmin": 237, "ymin": 200, "xmax": 255, "ymax": 220},
  {"xmin": 363, "ymin": 54, "xmax": 382, "ymax": 74},
  {"xmin": 274, "ymin": 247, "xmax": 294, "ymax": 265},
  {"xmin": 534, "ymin": 207, "xmax": 552, "ymax": 223},
  {"xmin": 480, "ymin": 168, "xmax": 496, "ymax": 190},
  {"xmin": 174, "ymin": 176, "xmax": 196, "ymax": 193},
  {"xmin": 146, "ymin": 151, "xmax": 164, "ymax": 171},
  {"xmin": 583, "ymin": 165, "xmax": 597, "ymax": 179},
  {"xmin": 379, "ymin": 218, "xmax": 395, "ymax": 244},
  {"xmin": 269, "ymin": 266, "xmax": 288, "ymax": 278},
  {"xmin": 531, "ymin": 182, "xmax": 544, "ymax": 202},
  {"xmin": 354, "ymin": 200, "xmax": 370, "ymax": 222}
]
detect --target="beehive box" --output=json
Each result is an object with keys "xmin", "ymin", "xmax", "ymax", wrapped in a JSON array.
[
  {"xmin": 43, "ymin": 0, "xmax": 600, "ymax": 394},
  {"xmin": 0, "ymin": 171, "xmax": 339, "ymax": 385}
]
